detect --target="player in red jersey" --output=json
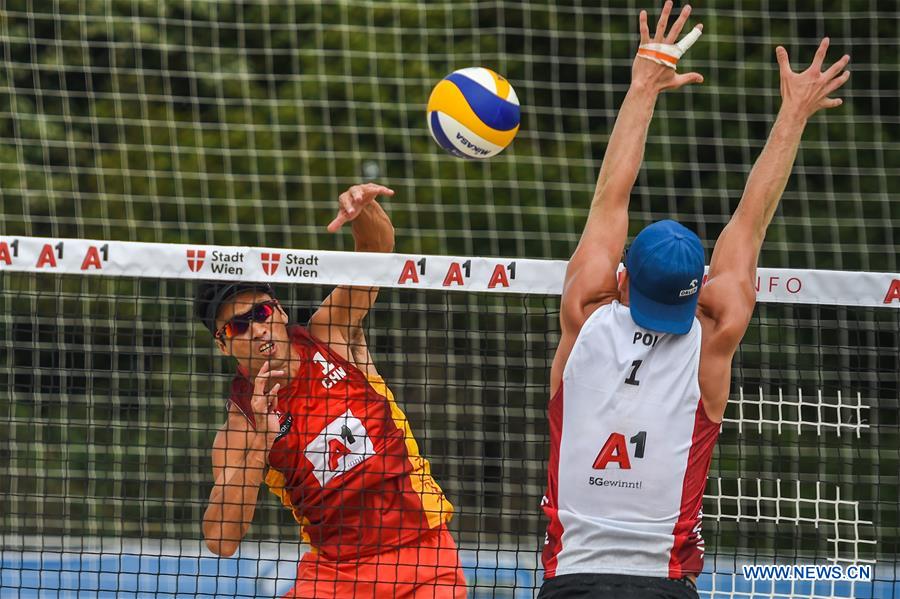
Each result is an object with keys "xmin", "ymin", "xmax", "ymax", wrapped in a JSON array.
[{"xmin": 195, "ymin": 183, "xmax": 467, "ymax": 599}]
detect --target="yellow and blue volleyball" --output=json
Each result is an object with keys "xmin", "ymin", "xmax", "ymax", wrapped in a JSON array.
[{"xmin": 426, "ymin": 67, "xmax": 520, "ymax": 159}]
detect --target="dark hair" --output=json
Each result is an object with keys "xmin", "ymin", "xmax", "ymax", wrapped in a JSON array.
[{"xmin": 193, "ymin": 281, "xmax": 276, "ymax": 335}]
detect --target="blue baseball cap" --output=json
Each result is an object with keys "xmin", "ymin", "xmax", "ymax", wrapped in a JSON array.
[{"xmin": 625, "ymin": 220, "xmax": 706, "ymax": 335}]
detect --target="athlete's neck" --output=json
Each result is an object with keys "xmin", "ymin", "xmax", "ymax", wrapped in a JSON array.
[{"xmin": 268, "ymin": 345, "xmax": 303, "ymax": 390}]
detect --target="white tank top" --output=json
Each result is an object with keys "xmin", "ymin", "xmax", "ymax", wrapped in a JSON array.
[{"xmin": 542, "ymin": 301, "xmax": 720, "ymax": 579}]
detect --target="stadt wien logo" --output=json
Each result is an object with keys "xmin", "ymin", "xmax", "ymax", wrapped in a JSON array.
[
  {"xmin": 261, "ymin": 252, "xmax": 281, "ymax": 275},
  {"xmin": 186, "ymin": 249, "xmax": 206, "ymax": 272}
]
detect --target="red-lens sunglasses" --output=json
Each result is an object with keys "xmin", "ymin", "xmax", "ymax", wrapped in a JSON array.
[{"xmin": 216, "ymin": 300, "xmax": 279, "ymax": 340}]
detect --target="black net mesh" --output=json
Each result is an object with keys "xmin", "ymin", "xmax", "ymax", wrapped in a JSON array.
[{"xmin": 1, "ymin": 272, "xmax": 897, "ymax": 597}]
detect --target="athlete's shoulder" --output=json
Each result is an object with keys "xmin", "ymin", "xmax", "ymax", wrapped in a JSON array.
[
  {"xmin": 287, "ymin": 324, "xmax": 316, "ymax": 350},
  {"xmin": 290, "ymin": 323, "xmax": 343, "ymax": 362},
  {"xmin": 576, "ymin": 299, "xmax": 626, "ymax": 336},
  {"xmin": 581, "ymin": 298, "xmax": 619, "ymax": 323}
]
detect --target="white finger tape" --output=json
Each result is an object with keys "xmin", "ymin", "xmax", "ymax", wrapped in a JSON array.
[{"xmin": 676, "ymin": 25, "xmax": 703, "ymax": 53}]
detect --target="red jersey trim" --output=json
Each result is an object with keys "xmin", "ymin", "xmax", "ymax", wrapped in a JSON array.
[
  {"xmin": 541, "ymin": 383, "xmax": 565, "ymax": 578},
  {"xmin": 667, "ymin": 397, "xmax": 720, "ymax": 578}
]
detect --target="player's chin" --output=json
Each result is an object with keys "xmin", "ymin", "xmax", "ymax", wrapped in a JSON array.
[{"xmin": 256, "ymin": 342, "xmax": 289, "ymax": 368}]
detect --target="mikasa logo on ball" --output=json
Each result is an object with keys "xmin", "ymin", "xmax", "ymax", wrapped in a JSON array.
[{"xmin": 455, "ymin": 132, "xmax": 489, "ymax": 156}]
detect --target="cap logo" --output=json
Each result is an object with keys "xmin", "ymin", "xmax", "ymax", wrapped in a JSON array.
[{"xmin": 678, "ymin": 278, "xmax": 699, "ymax": 297}]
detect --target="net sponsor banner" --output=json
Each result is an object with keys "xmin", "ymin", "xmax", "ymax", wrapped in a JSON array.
[
  {"xmin": 1, "ymin": 236, "xmax": 898, "ymax": 307},
  {"xmin": 0, "ymin": 236, "xmax": 555, "ymax": 295}
]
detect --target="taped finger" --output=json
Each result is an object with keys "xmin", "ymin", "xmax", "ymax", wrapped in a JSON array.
[{"xmin": 675, "ymin": 24, "xmax": 703, "ymax": 53}]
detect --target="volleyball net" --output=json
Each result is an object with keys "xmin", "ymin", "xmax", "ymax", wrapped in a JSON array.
[{"xmin": 0, "ymin": 236, "xmax": 897, "ymax": 598}]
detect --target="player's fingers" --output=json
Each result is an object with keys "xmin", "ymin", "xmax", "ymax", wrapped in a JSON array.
[
  {"xmin": 775, "ymin": 46, "xmax": 792, "ymax": 77},
  {"xmin": 253, "ymin": 360, "xmax": 270, "ymax": 386},
  {"xmin": 327, "ymin": 213, "xmax": 348, "ymax": 233},
  {"xmin": 819, "ymin": 97, "xmax": 843, "ymax": 109},
  {"xmin": 823, "ymin": 54, "xmax": 850, "ymax": 80},
  {"xmin": 254, "ymin": 369, "xmax": 284, "ymax": 401},
  {"xmin": 823, "ymin": 70, "xmax": 850, "ymax": 95},
  {"xmin": 252, "ymin": 383, "xmax": 267, "ymax": 403},
  {"xmin": 811, "ymin": 37, "xmax": 829, "ymax": 70},
  {"xmin": 654, "ymin": 1, "xmax": 673, "ymax": 42},
  {"xmin": 639, "ymin": 10, "xmax": 650, "ymax": 45},
  {"xmin": 253, "ymin": 365, "xmax": 283, "ymax": 389},
  {"xmin": 674, "ymin": 71, "xmax": 704, "ymax": 87},
  {"xmin": 268, "ymin": 383, "xmax": 281, "ymax": 399},
  {"xmin": 364, "ymin": 183, "xmax": 394, "ymax": 198},
  {"xmin": 337, "ymin": 191, "xmax": 357, "ymax": 218},
  {"xmin": 665, "ymin": 4, "xmax": 691, "ymax": 43},
  {"xmin": 349, "ymin": 187, "xmax": 365, "ymax": 210}
]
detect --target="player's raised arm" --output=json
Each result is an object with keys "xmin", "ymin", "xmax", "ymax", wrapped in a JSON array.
[
  {"xmin": 700, "ymin": 39, "xmax": 851, "ymax": 338},
  {"xmin": 309, "ymin": 183, "xmax": 395, "ymax": 375},
  {"xmin": 552, "ymin": 1, "xmax": 703, "ymax": 393}
]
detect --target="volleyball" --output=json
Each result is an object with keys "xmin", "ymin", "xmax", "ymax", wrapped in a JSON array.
[{"xmin": 426, "ymin": 67, "xmax": 520, "ymax": 159}]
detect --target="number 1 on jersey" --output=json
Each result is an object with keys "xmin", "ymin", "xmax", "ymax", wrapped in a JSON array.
[{"xmin": 624, "ymin": 359, "xmax": 643, "ymax": 386}]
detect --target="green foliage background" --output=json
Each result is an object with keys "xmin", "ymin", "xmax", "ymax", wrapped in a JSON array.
[{"xmin": 1, "ymin": 0, "xmax": 896, "ymax": 269}]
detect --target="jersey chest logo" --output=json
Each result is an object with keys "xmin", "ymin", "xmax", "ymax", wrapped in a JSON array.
[
  {"xmin": 313, "ymin": 351, "xmax": 347, "ymax": 389},
  {"xmin": 304, "ymin": 409, "xmax": 375, "ymax": 487}
]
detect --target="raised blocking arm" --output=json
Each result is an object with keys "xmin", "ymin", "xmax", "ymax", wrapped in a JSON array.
[
  {"xmin": 701, "ymin": 39, "xmax": 851, "ymax": 337},
  {"xmin": 552, "ymin": 2, "xmax": 704, "ymax": 394}
]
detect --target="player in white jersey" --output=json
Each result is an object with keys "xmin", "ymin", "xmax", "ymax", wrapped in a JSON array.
[{"xmin": 539, "ymin": 2, "xmax": 851, "ymax": 598}]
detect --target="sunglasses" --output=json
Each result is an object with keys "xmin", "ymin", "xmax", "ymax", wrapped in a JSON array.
[{"xmin": 216, "ymin": 300, "xmax": 279, "ymax": 340}]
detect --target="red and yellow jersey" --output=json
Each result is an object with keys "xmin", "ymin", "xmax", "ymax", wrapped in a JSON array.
[{"xmin": 229, "ymin": 325, "xmax": 453, "ymax": 561}]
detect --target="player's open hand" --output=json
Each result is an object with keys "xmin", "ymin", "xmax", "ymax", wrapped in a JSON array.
[
  {"xmin": 327, "ymin": 183, "xmax": 395, "ymax": 233},
  {"xmin": 251, "ymin": 361, "xmax": 283, "ymax": 449},
  {"xmin": 632, "ymin": 2, "xmax": 704, "ymax": 93},
  {"xmin": 776, "ymin": 38, "xmax": 850, "ymax": 119}
]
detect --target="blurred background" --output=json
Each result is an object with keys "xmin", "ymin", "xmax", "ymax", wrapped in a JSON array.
[
  {"xmin": 0, "ymin": 1, "xmax": 897, "ymax": 597},
  {"xmin": 1, "ymin": 0, "xmax": 896, "ymax": 268}
]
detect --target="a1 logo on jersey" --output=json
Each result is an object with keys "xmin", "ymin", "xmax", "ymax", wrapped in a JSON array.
[
  {"xmin": 304, "ymin": 409, "xmax": 375, "ymax": 487},
  {"xmin": 313, "ymin": 351, "xmax": 347, "ymax": 389},
  {"xmin": 593, "ymin": 431, "xmax": 647, "ymax": 470}
]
